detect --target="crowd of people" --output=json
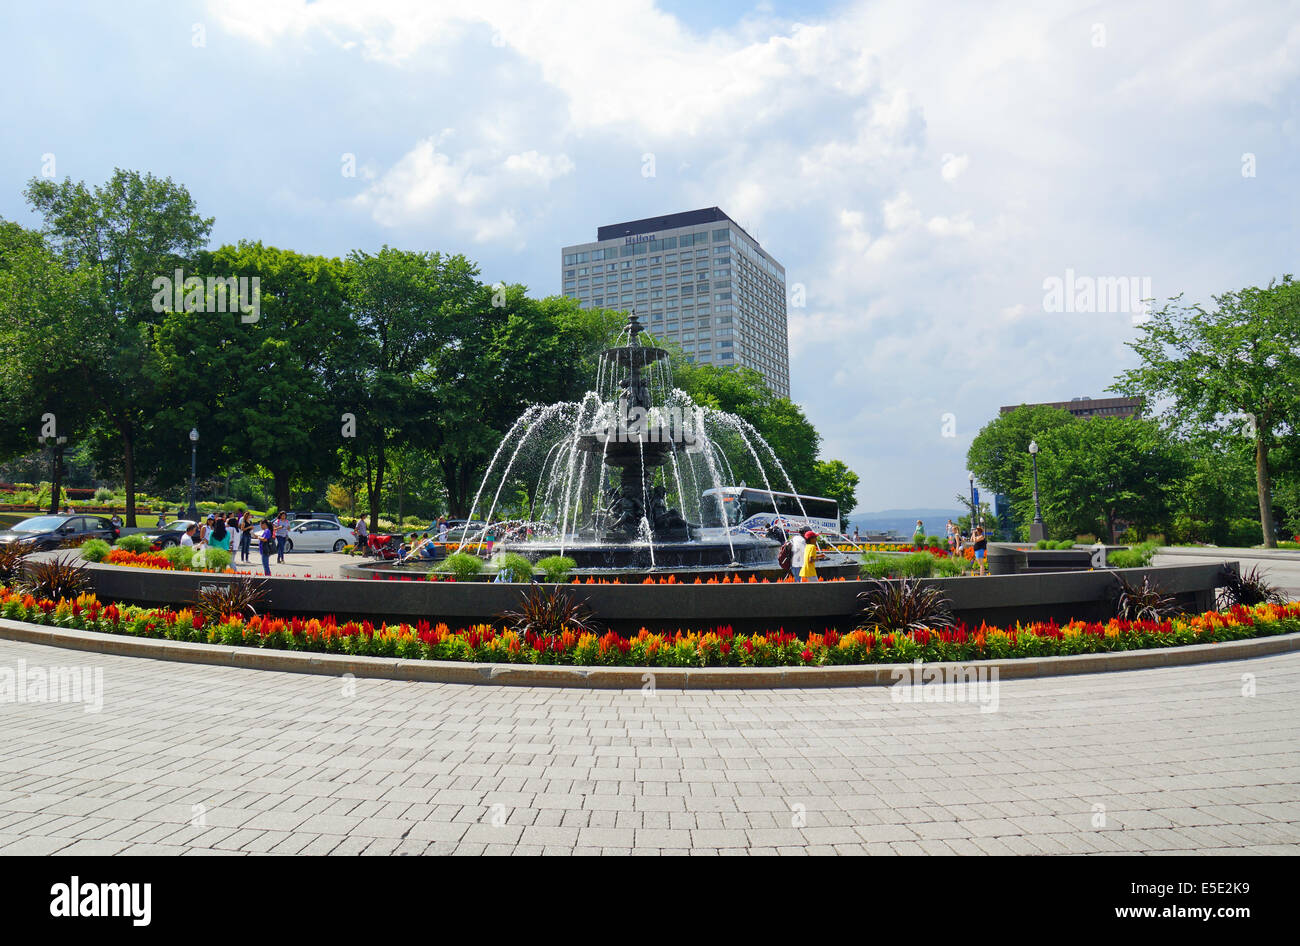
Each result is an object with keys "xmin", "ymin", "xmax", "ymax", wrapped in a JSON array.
[{"xmin": 171, "ymin": 510, "xmax": 294, "ymax": 576}]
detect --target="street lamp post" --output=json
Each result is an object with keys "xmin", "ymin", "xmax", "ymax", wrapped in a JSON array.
[
  {"xmin": 187, "ymin": 428, "xmax": 199, "ymax": 521},
  {"xmin": 968, "ymin": 472, "xmax": 977, "ymax": 531},
  {"xmin": 1028, "ymin": 439, "xmax": 1047, "ymax": 542}
]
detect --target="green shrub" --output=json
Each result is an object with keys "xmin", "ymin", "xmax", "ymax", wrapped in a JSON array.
[
  {"xmin": 924, "ymin": 535, "xmax": 941, "ymax": 547},
  {"xmin": 196, "ymin": 548, "xmax": 231, "ymax": 573},
  {"xmin": 1075, "ymin": 533, "xmax": 1097, "ymax": 545},
  {"xmin": 1051, "ymin": 540, "xmax": 1075, "ymax": 550},
  {"xmin": 898, "ymin": 551, "xmax": 936, "ymax": 578},
  {"xmin": 1108, "ymin": 540, "xmax": 1158, "ymax": 569},
  {"xmin": 93, "ymin": 487, "xmax": 115, "ymax": 504},
  {"xmin": 1226, "ymin": 518, "xmax": 1263, "ymax": 548},
  {"xmin": 1035, "ymin": 539, "xmax": 1049, "ymax": 550},
  {"xmin": 80, "ymin": 539, "xmax": 112, "ymax": 563},
  {"xmin": 114, "ymin": 533, "xmax": 152, "ymax": 554},
  {"xmin": 435, "ymin": 552, "xmax": 485, "ymax": 580},
  {"xmin": 859, "ymin": 554, "xmax": 896, "ymax": 579},
  {"xmin": 934, "ymin": 556, "xmax": 967, "ymax": 578},
  {"xmin": 535, "ymin": 556, "xmax": 577, "ymax": 583},
  {"xmin": 161, "ymin": 545, "xmax": 195, "ymax": 570},
  {"xmin": 493, "ymin": 552, "xmax": 535, "ymax": 582}
]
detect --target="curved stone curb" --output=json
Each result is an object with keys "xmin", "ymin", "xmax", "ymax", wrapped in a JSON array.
[{"xmin": 2, "ymin": 617, "xmax": 1298, "ymax": 689}]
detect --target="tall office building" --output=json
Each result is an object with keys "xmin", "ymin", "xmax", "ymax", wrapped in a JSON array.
[{"xmin": 561, "ymin": 207, "xmax": 790, "ymax": 397}]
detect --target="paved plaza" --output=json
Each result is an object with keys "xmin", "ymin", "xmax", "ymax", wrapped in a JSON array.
[{"xmin": 0, "ymin": 632, "xmax": 1296, "ymax": 855}]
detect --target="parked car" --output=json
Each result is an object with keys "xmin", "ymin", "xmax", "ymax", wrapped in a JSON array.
[
  {"xmin": 297, "ymin": 511, "xmax": 341, "ymax": 525},
  {"xmin": 141, "ymin": 519, "xmax": 197, "ymax": 550},
  {"xmin": 0, "ymin": 514, "xmax": 119, "ymax": 550},
  {"xmin": 284, "ymin": 519, "xmax": 357, "ymax": 553}
]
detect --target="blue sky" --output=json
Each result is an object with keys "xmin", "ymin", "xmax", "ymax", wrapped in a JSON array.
[{"xmin": 2, "ymin": 0, "xmax": 1298, "ymax": 511}]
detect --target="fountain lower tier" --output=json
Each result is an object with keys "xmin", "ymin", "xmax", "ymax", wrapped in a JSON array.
[{"xmin": 500, "ymin": 537, "xmax": 780, "ymax": 571}]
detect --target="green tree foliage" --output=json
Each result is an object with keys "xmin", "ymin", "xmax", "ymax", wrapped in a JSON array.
[
  {"xmin": 1112, "ymin": 278, "xmax": 1300, "ymax": 546},
  {"xmin": 150, "ymin": 242, "xmax": 353, "ymax": 510},
  {"xmin": 967, "ymin": 404, "xmax": 1076, "ymax": 498},
  {"xmin": 24, "ymin": 170, "xmax": 213, "ymax": 525},
  {"xmin": 0, "ymin": 220, "xmax": 105, "ymax": 511},
  {"xmin": 811, "ymin": 459, "xmax": 860, "ymax": 527},
  {"xmin": 338, "ymin": 247, "xmax": 480, "ymax": 528},
  {"xmin": 424, "ymin": 287, "xmax": 622, "ymax": 516},
  {"xmin": 1014, "ymin": 417, "xmax": 1184, "ymax": 542}
]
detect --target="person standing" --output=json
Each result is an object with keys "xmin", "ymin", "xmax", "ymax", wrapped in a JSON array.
[
  {"xmin": 155, "ymin": 510, "xmax": 166, "ymax": 528},
  {"xmin": 238, "ymin": 512, "xmax": 253, "ymax": 563},
  {"xmin": 274, "ymin": 511, "xmax": 289, "ymax": 563},
  {"xmin": 437, "ymin": 519, "xmax": 449, "ymax": 543},
  {"xmin": 180, "ymin": 524, "xmax": 196, "ymax": 547},
  {"xmin": 788, "ymin": 529, "xmax": 806, "ymax": 582},
  {"xmin": 946, "ymin": 519, "xmax": 957, "ymax": 554},
  {"xmin": 209, "ymin": 518, "xmax": 231, "ymax": 564},
  {"xmin": 354, "ymin": 515, "xmax": 368, "ymax": 550},
  {"xmin": 972, "ymin": 524, "xmax": 988, "ymax": 576},
  {"xmin": 800, "ymin": 529, "xmax": 820, "ymax": 582},
  {"xmin": 258, "ymin": 519, "xmax": 274, "ymax": 575},
  {"xmin": 913, "ymin": 519, "xmax": 925, "ymax": 547}
]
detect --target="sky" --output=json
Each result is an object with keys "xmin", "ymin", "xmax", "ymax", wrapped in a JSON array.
[{"xmin": 2, "ymin": 0, "xmax": 1297, "ymax": 512}]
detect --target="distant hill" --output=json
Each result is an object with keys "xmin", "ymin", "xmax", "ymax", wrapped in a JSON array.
[{"xmin": 847, "ymin": 508, "xmax": 965, "ymax": 538}]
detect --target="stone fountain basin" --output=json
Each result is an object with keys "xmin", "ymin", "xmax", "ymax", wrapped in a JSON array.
[{"xmin": 498, "ymin": 537, "xmax": 780, "ymax": 570}]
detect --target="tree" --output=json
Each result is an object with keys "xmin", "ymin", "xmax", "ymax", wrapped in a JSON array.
[
  {"xmin": 1166, "ymin": 432, "xmax": 1259, "ymax": 545},
  {"xmin": 24, "ymin": 170, "xmax": 213, "ymax": 525},
  {"xmin": 424, "ymin": 288, "xmax": 622, "ymax": 516},
  {"xmin": 967, "ymin": 404, "xmax": 1076, "ymax": 498},
  {"xmin": 149, "ymin": 242, "xmax": 354, "ymax": 511},
  {"xmin": 339, "ymin": 247, "xmax": 480, "ymax": 529},
  {"xmin": 1112, "ymin": 278, "xmax": 1300, "ymax": 547},
  {"xmin": 0, "ymin": 221, "xmax": 105, "ymax": 511},
  {"xmin": 1016, "ymin": 417, "xmax": 1184, "ymax": 542},
  {"xmin": 810, "ymin": 459, "xmax": 859, "ymax": 527}
]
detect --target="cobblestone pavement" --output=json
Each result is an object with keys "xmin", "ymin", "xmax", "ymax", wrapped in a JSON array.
[{"xmin": 0, "ymin": 637, "xmax": 1296, "ymax": 855}]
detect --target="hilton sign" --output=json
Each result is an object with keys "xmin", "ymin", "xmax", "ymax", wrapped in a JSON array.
[{"xmin": 624, "ymin": 234, "xmax": 655, "ymax": 245}]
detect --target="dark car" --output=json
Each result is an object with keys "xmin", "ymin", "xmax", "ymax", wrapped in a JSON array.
[
  {"xmin": 0, "ymin": 514, "xmax": 119, "ymax": 551},
  {"xmin": 141, "ymin": 519, "xmax": 198, "ymax": 550}
]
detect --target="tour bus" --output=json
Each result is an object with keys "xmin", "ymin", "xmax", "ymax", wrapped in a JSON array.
[{"xmin": 699, "ymin": 486, "xmax": 840, "ymax": 538}]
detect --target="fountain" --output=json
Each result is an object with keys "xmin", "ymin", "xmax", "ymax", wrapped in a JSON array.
[{"xmin": 458, "ymin": 312, "xmax": 825, "ymax": 572}]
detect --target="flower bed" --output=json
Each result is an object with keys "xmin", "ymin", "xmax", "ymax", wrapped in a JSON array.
[
  {"xmin": 837, "ymin": 543, "xmax": 956, "ymax": 558},
  {"xmin": 1, "ymin": 585, "xmax": 1296, "ymax": 667}
]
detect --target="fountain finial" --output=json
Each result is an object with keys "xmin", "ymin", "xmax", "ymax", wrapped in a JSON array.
[{"xmin": 627, "ymin": 311, "xmax": 644, "ymax": 339}]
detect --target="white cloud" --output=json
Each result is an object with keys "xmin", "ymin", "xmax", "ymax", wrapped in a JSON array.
[
  {"xmin": 940, "ymin": 152, "xmax": 969, "ymax": 182},
  {"xmin": 503, "ymin": 151, "xmax": 576, "ymax": 182},
  {"xmin": 351, "ymin": 138, "xmax": 570, "ymax": 241}
]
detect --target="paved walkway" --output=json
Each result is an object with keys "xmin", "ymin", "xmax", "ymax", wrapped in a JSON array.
[{"xmin": 0, "ymin": 637, "xmax": 1296, "ymax": 855}]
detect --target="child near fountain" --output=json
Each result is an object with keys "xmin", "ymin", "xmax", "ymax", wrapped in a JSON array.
[{"xmin": 800, "ymin": 529, "xmax": 820, "ymax": 582}]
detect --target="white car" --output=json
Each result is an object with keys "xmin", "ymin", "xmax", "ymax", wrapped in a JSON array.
[{"xmin": 285, "ymin": 519, "xmax": 357, "ymax": 553}]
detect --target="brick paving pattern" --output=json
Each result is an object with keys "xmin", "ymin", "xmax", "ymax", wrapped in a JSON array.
[{"xmin": 0, "ymin": 637, "xmax": 1297, "ymax": 855}]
